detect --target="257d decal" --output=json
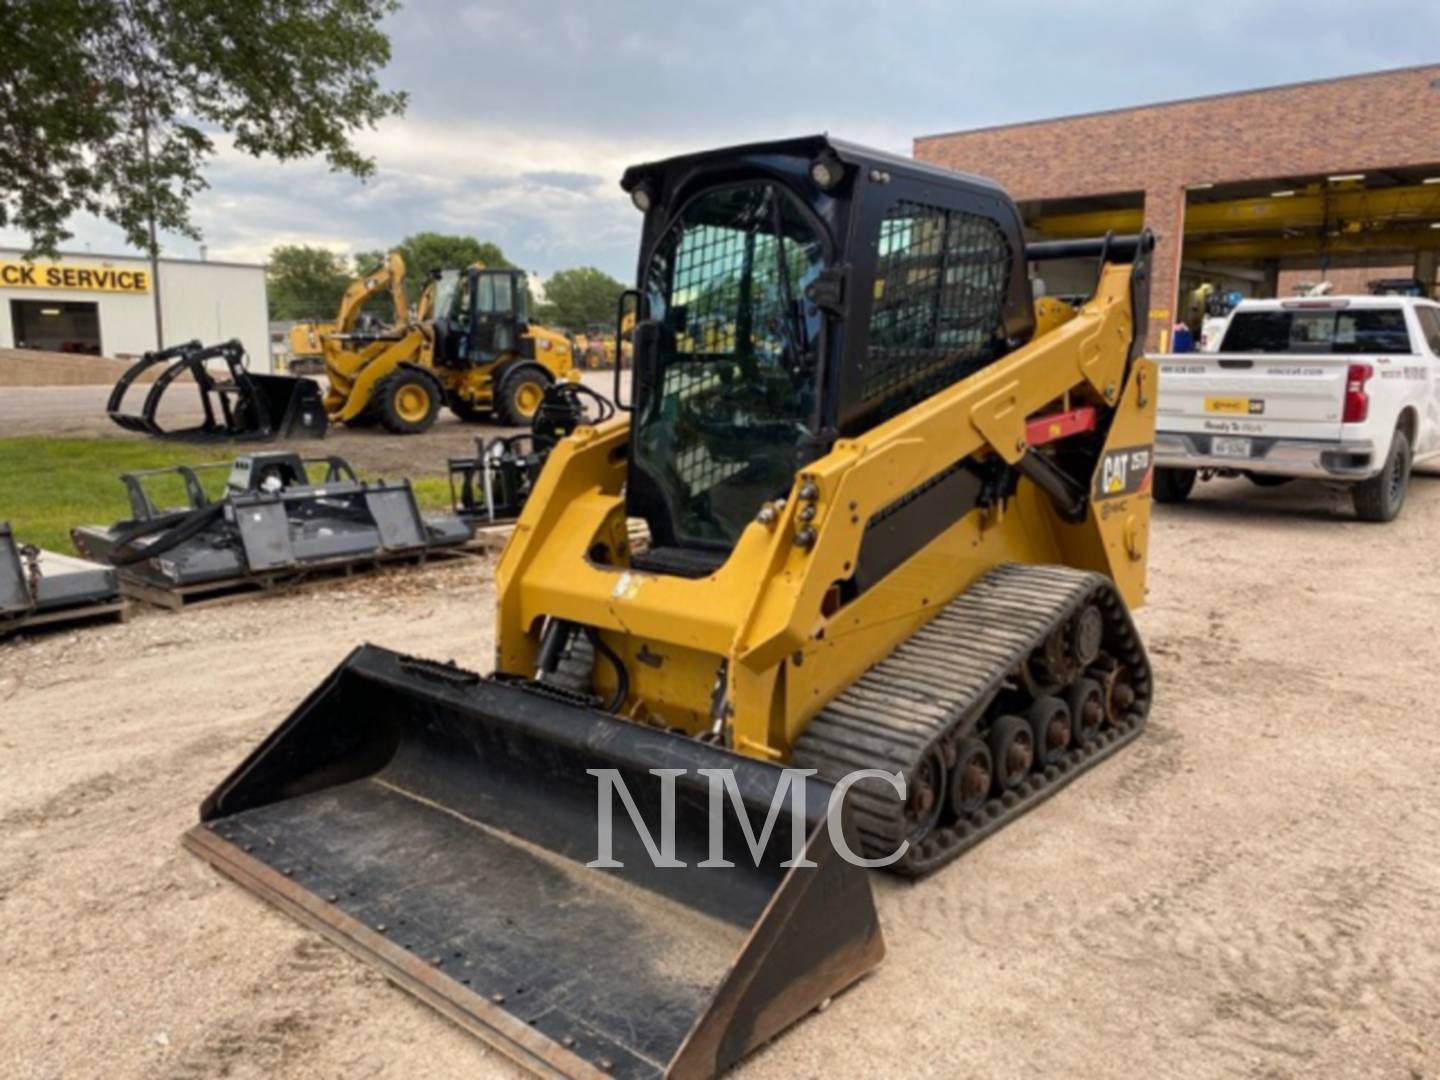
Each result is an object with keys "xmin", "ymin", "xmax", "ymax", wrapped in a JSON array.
[{"xmin": 1095, "ymin": 445, "xmax": 1154, "ymax": 500}]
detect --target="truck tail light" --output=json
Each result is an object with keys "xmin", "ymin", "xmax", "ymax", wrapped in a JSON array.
[{"xmin": 1343, "ymin": 363, "xmax": 1373, "ymax": 423}]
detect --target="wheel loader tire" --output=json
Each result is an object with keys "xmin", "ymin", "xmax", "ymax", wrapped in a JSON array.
[
  {"xmin": 1153, "ymin": 466, "xmax": 1196, "ymax": 504},
  {"xmin": 495, "ymin": 366, "xmax": 552, "ymax": 427},
  {"xmin": 1352, "ymin": 427, "xmax": 1411, "ymax": 523},
  {"xmin": 448, "ymin": 397, "xmax": 491, "ymax": 423},
  {"xmin": 376, "ymin": 368, "xmax": 441, "ymax": 434}
]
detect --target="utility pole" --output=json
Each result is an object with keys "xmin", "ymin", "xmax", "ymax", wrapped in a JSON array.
[{"xmin": 139, "ymin": 105, "xmax": 164, "ymax": 350}]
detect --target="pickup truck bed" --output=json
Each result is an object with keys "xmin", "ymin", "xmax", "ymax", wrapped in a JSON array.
[{"xmin": 1153, "ymin": 296, "xmax": 1440, "ymax": 521}]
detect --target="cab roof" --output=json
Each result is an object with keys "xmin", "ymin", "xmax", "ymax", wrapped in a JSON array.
[{"xmin": 619, "ymin": 134, "xmax": 1009, "ymax": 199}]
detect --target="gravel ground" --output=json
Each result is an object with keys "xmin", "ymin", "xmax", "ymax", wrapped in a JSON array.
[{"xmin": 2, "ymin": 474, "xmax": 1439, "ymax": 1079}]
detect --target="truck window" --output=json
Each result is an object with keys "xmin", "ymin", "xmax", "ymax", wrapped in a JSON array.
[
  {"xmin": 1221, "ymin": 308, "xmax": 1413, "ymax": 355},
  {"xmin": 1415, "ymin": 306, "xmax": 1440, "ymax": 354}
]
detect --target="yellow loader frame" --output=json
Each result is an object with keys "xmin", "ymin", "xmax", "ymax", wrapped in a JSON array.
[{"xmin": 495, "ymin": 260, "xmax": 1154, "ymax": 762}]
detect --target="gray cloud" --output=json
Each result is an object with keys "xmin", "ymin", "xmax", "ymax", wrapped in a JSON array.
[
  {"xmin": 521, "ymin": 171, "xmax": 605, "ymax": 191},
  {"xmin": 4, "ymin": 0, "xmax": 1438, "ymax": 281}
]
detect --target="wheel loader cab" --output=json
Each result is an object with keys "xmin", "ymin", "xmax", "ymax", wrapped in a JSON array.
[
  {"xmin": 428, "ymin": 266, "xmax": 529, "ymax": 368},
  {"xmin": 455, "ymin": 267, "xmax": 528, "ymax": 364},
  {"xmin": 622, "ymin": 137, "xmax": 1034, "ymax": 569}
]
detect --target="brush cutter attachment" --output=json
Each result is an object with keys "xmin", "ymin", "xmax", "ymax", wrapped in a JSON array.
[
  {"xmin": 185, "ymin": 645, "xmax": 883, "ymax": 1079},
  {"xmin": 1, "ymin": 522, "xmax": 123, "ymax": 635},
  {"xmin": 71, "ymin": 453, "xmax": 473, "ymax": 592},
  {"xmin": 107, "ymin": 339, "xmax": 327, "ymax": 441}
]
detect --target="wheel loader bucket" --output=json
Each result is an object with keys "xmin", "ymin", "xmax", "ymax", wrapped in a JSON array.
[{"xmin": 185, "ymin": 644, "xmax": 883, "ymax": 1079}]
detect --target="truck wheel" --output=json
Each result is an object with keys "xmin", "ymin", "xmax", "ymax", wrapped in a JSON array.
[
  {"xmin": 1352, "ymin": 428, "xmax": 1411, "ymax": 523},
  {"xmin": 377, "ymin": 369, "xmax": 441, "ymax": 434},
  {"xmin": 1152, "ymin": 466, "xmax": 1196, "ymax": 504},
  {"xmin": 495, "ymin": 367, "xmax": 552, "ymax": 427}
]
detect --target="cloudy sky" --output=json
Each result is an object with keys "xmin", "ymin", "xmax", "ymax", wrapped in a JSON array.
[{"xmin": 6, "ymin": 0, "xmax": 1438, "ymax": 281}]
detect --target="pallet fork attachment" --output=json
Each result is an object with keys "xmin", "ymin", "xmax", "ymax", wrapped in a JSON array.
[{"xmin": 107, "ymin": 339, "xmax": 328, "ymax": 441}]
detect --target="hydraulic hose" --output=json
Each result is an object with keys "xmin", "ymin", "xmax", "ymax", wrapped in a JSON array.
[
  {"xmin": 108, "ymin": 503, "xmax": 226, "ymax": 566},
  {"xmin": 586, "ymin": 626, "xmax": 630, "ymax": 714}
]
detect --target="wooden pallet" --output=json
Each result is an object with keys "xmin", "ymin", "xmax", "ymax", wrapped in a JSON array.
[
  {"xmin": 118, "ymin": 541, "xmax": 488, "ymax": 613},
  {"xmin": 468, "ymin": 518, "xmax": 653, "ymax": 556},
  {"xmin": 0, "ymin": 598, "xmax": 129, "ymax": 639},
  {"xmin": 469, "ymin": 521, "xmax": 520, "ymax": 552}
]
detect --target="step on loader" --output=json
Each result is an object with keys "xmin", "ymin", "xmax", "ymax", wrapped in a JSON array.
[
  {"xmin": 0, "ymin": 522, "xmax": 125, "ymax": 637},
  {"xmin": 71, "ymin": 452, "xmax": 472, "ymax": 605},
  {"xmin": 185, "ymin": 136, "xmax": 1158, "ymax": 1078},
  {"xmin": 107, "ymin": 339, "xmax": 328, "ymax": 441}
]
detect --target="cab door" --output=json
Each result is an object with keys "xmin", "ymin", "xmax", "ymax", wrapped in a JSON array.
[{"xmin": 468, "ymin": 271, "xmax": 519, "ymax": 362}]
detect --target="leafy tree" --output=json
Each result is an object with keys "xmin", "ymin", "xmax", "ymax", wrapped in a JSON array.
[
  {"xmin": 540, "ymin": 267, "xmax": 627, "ymax": 330},
  {"xmin": 266, "ymin": 245, "xmax": 353, "ymax": 321},
  {"xmin": 355, "ymin": 232, "xmax": 513, "ymax": 306},
  {"xmin": 1, "ymin": 0, "xmax": 406, "ymax": 256}
]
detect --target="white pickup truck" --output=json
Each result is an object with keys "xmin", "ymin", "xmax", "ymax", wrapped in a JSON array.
[{"xmin": 1153, "ymin": 295, "xmax": 1440, "ymax": 521}]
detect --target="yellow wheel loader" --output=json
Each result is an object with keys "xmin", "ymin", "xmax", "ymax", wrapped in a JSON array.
[
  {"xmin": 320, "ymin": 253, "xmax": 576, "ymax": 434},
  {"xmin": 187, "ymin": 137, "xmax": 1157, "ymax": 1078}
]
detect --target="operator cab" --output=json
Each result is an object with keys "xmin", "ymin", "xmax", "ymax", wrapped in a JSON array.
[
  {"xmin": 619, "ymin": 135, "xmax": 1033, "ymax": 577},
  {"xmin": 433, "ymin": 266, "xmax": 533, "ymax": 367}
]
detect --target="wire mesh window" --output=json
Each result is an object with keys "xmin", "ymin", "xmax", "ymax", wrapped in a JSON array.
[
  {"xmin": 862, "ymin": 200, "xmax": 1013, "ymax": 426},
  {"xmin": 635, "ymin": 182, "xmax": 825, "ymax": 545}
]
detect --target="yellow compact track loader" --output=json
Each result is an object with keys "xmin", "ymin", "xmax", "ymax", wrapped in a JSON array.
[
  {"xmin": 187, "ymin": 136, "xmax": 1157, "ymax": 1078},
  {"xmin": 320, "ymin": 253, "xmax": 576, "ymax": 434}
]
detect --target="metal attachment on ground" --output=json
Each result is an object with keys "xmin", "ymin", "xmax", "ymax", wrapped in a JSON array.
[
  {"xmin": 108, "ymin": 339, "xmax": 327, "ymax": 442},
  {"xmin": 70, "ymin": 452, "xmax": 473, "ymax": 606},
  {"xmin": 1, "ymin": 521, "xmax": 124, "ymax": 637},
  {"xmin": 448, "ymin": 382, "xmax": 615, "ymax": 525}
]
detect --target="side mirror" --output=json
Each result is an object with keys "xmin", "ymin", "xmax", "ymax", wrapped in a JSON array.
[{"xmin": 614, "ymin": 289, "xmax": 641, "ymax": 410}]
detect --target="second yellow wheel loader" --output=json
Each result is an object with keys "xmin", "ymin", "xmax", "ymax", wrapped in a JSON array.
[
  {"xmin": 186, "ymin": 136, "xmax": 1157, "ymax": 1078},
  {"xmin": 320, "ymin": 253, "xmax": 577, "ymax": 434}
]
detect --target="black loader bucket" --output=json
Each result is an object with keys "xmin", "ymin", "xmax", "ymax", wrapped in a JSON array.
[
  {"xmin": 185, "ymin": 645, "xmax": 883, "ymax": 1079},
  {"xmin": 108, "ymin": 339, "xmax": 326, "ymax": 441}
]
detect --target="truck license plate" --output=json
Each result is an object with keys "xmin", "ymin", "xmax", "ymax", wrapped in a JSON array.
[{"xmin": 1211, "ymin": 436, "xmax": 1252, "ymax": 458}]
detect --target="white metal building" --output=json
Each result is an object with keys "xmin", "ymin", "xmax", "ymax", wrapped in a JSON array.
[{"xmin": 0, "ymin": 249, "xmax": 271, "ymax": 372}]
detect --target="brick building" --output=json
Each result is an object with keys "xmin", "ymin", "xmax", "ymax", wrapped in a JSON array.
[{"xmin": 915, "ymin": 64, "xmax": 1440, "ymax": 347}]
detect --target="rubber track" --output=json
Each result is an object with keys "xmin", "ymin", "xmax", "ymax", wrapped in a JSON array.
[
  {"xmin": 792, "ymin": 563, "xmax": 1151, "ymax": 878},
  {"xmin": 545, "ymin": 633, "xmax": 597, "ymax": 697}
]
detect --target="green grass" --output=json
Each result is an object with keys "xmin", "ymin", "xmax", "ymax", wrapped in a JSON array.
[{"xmin": 0, "ymin": 437, "xmax": 455, "ymax": 553}]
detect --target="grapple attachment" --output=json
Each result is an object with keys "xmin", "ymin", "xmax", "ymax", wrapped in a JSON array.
[
  {"xmin": 185, "ymin": 645, "xmax": 882, "ymax": 1079},
  {"xmin": 107, "ymin": 339, "xmax": 327, "ymax": 441}
]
